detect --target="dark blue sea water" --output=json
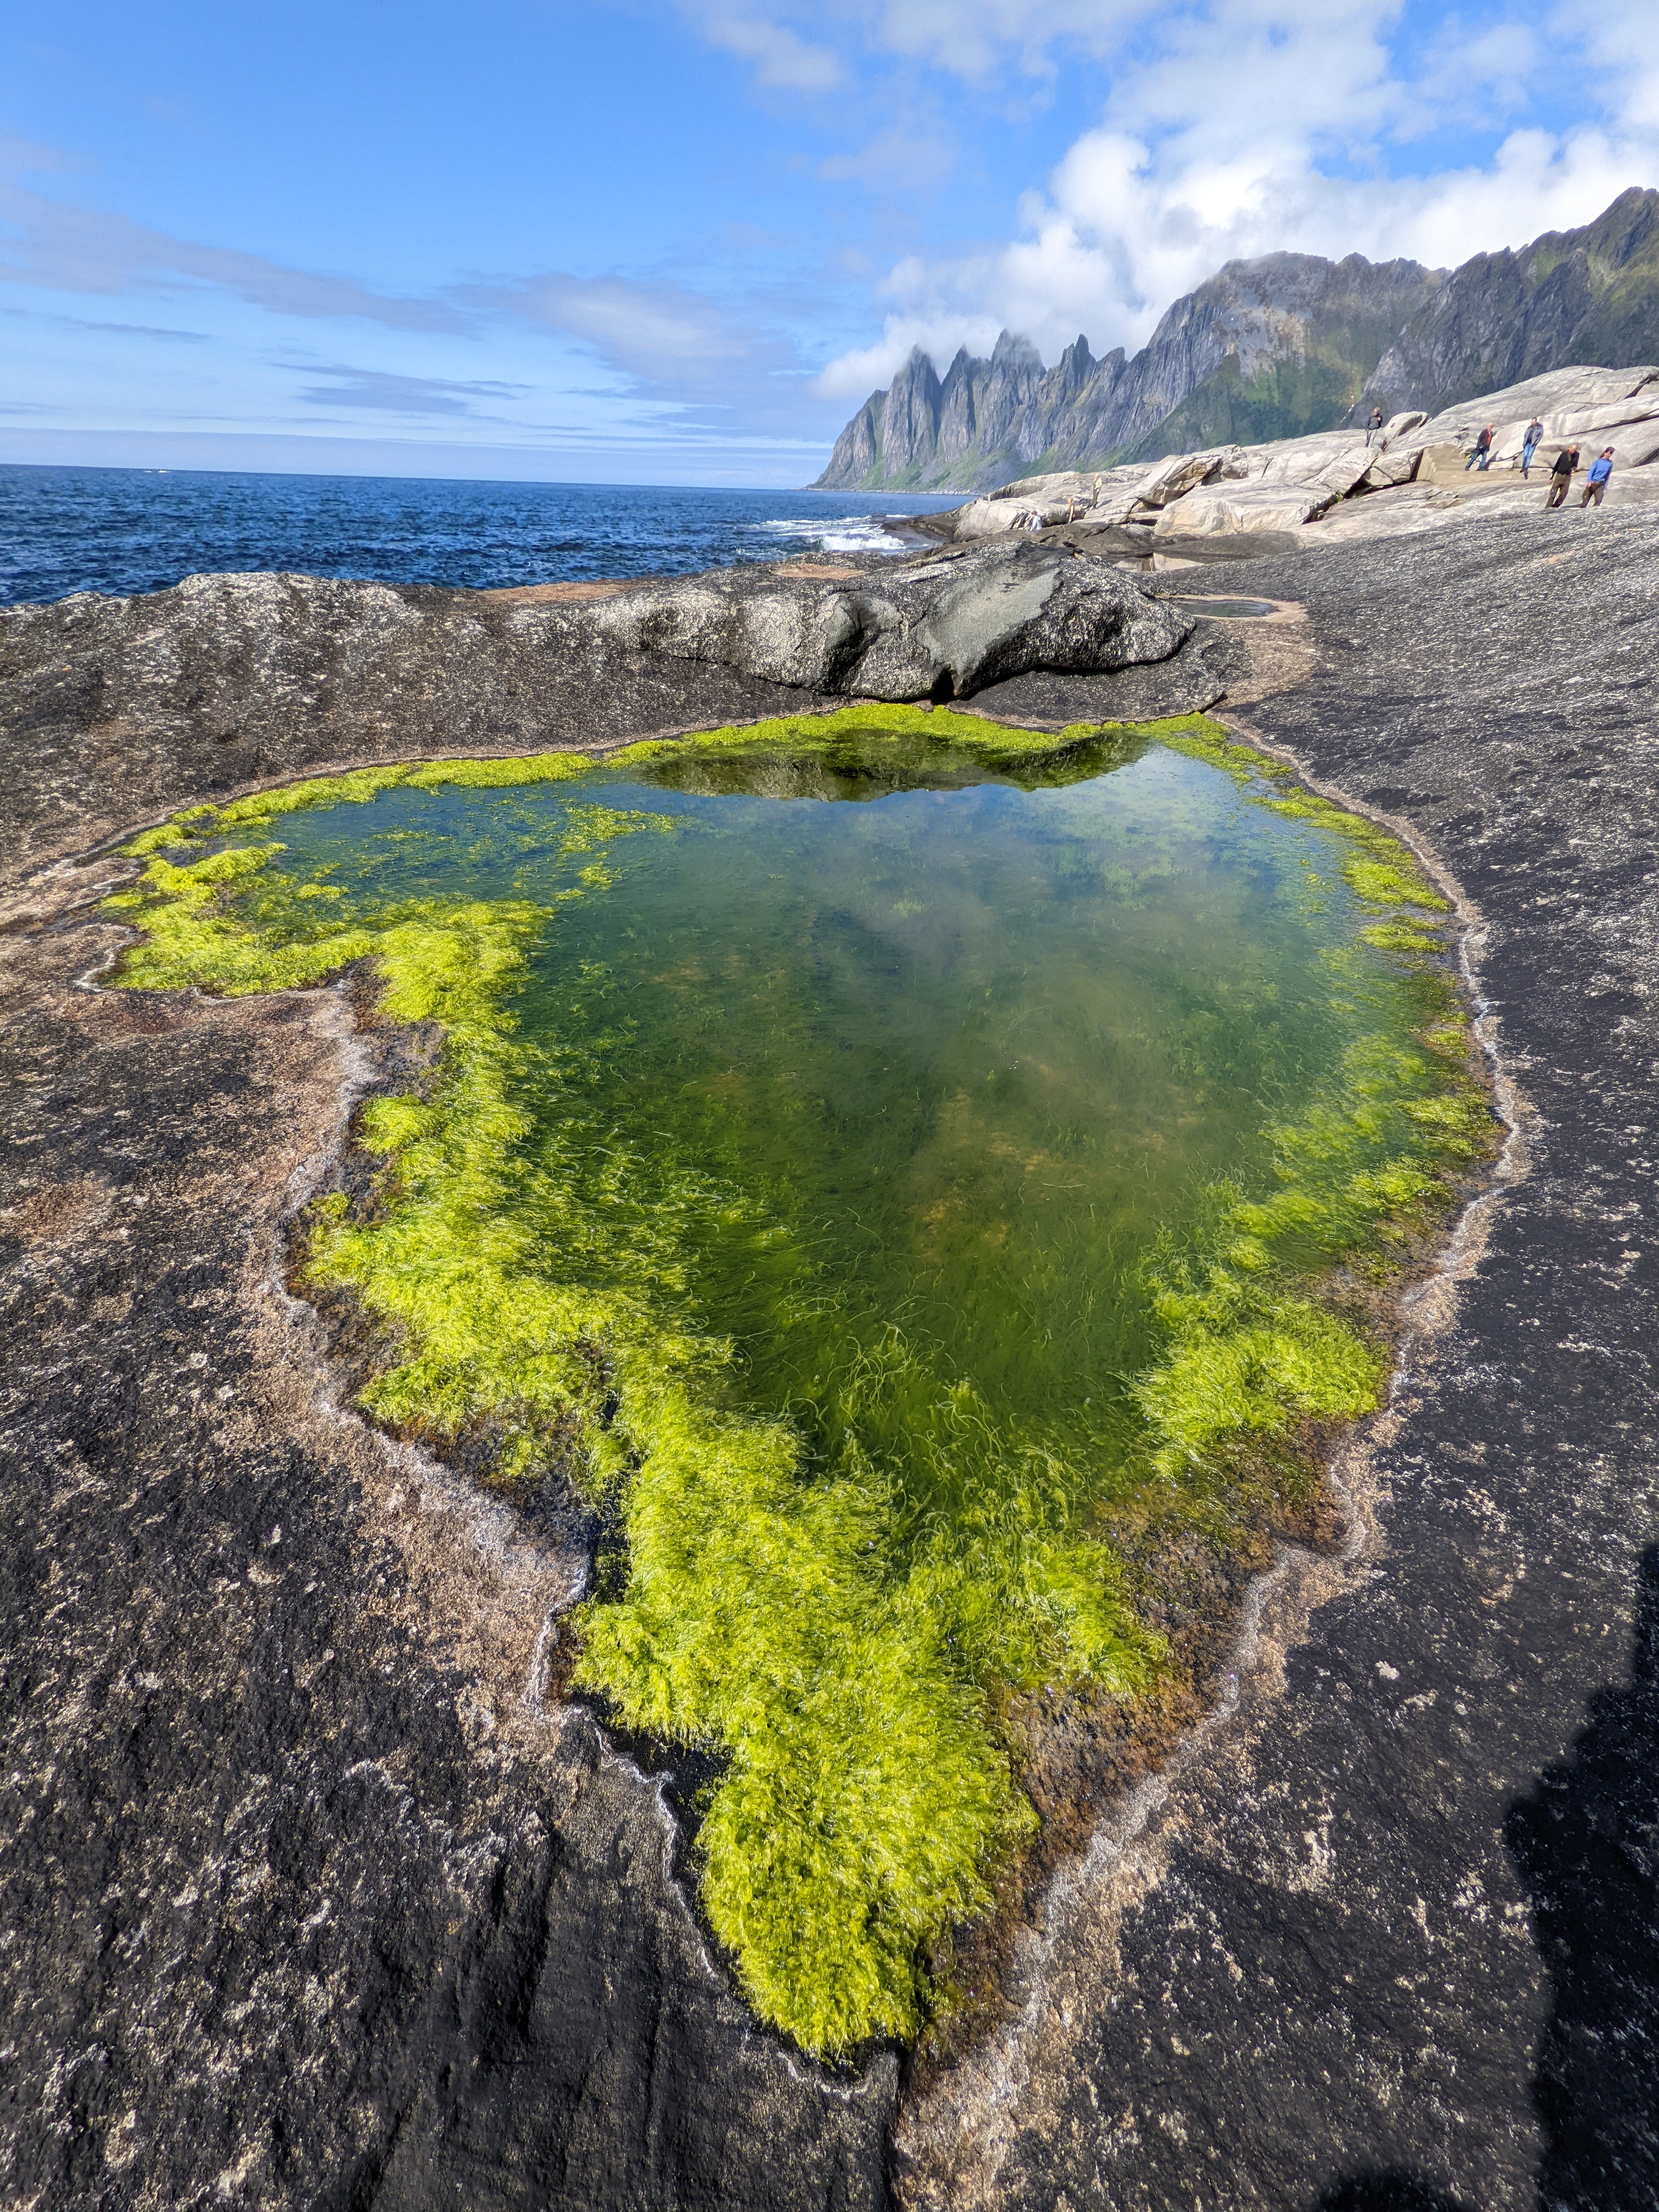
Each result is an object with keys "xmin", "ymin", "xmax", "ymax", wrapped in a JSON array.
[{"xmin": 0, "ymin": 465, "xmax": 964, "ymax": 608}]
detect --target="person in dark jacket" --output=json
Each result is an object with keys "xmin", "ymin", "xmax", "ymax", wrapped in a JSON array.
[
  {"xmin": 1465, "ymin": 423, "xmax": 1496, "ymax": 470},
  {"xmin": 1580, "ymin": 448, "xmax": 1615, "ymax": 507},
  {"xmin": 1367, "ymin": 406, "xmax": 1385, "ymax": 444},
  {"xmin": 1520, "ymin": 417, "xmax": 1544, "ymax": 476},
  {"xmin": 1546, "ymin": 444, "xmax": 1580, "ymax": 509}
]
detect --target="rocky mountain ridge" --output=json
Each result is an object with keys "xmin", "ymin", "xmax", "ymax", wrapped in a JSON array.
[
  {"xmin": 1358, "ymin": 185, "xmax": 1659, "ymax": 420},
  {"xmin": 817, "ymin": 187, "xmax": 1659, "ymax": 492}
]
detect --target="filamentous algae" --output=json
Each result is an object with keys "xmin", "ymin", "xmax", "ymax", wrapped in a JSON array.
[{"xmin": 103, "ymin": 707, "xmax": 1493, "ymax": 2056}]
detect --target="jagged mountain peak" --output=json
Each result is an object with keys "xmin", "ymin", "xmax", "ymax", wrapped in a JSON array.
[{"xmin": 815, "ymin": 190, "xmax": 1659, "ymax": 492}]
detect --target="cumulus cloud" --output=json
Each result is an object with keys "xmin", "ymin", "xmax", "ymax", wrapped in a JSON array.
[{"xmin": 809, "ymin": 0, "xmax": 1659, "ymax": 393}]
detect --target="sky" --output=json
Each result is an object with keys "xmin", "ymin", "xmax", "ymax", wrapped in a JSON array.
[{"xmin": 2, "ymin": 0, "xmax": 1655, "ymax": 486}]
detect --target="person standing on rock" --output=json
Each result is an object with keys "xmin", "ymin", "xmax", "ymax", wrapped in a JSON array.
[
  {"xmin": 1546, "ymin": 444, "xmax": 1581, "ymax": 510},
  {"xmin": 1521, "ymin": 418, "xmax": 1544, "ymax": 477},
  {"xmin": 1368, "ymin": 407, "xmax": 1384, "ymax": 445},
  {"xmin": 1579, "ymin": 449, "xmax": 1615, "ymax": 508},
  {"xmin": 1465, "ymin": 424, "xmax": 1496, "ymax": 471}
]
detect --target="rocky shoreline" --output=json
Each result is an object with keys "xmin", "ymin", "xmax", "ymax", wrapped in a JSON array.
[
  {"xmin": 3, "ymin": 496, "xmax": 1658, "ymax": 2209},
  {"xmin": 896, "ymin": 362, "xmax": 1659, "ymax": 567}
]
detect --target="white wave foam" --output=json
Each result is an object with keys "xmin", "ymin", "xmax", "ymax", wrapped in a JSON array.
[{"xmin": 749, "ymin": 515, "xmax": 911, "ymax": 557}]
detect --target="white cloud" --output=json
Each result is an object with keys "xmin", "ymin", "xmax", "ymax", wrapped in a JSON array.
[
  {"xmin": 473, "ymin": 269, "xmax": 755, "ymax": 378},
  {"xmin": 842, "ymin": 0, "xmax": 1148, "ymax": 82},
  {"xmin": 0, "ymin": 183, "xmax": 467, "ymax": 332},
  {"xmin": 817, "ymin": 125, "xmax": 957, "ymax": 190},
  {"xmin": 812, "ymin": 0, "xmax": 1659, "ymax": 393},
  {"xmin": 693, "ymin": 9, "xmax": 844, "ymax": 89}
]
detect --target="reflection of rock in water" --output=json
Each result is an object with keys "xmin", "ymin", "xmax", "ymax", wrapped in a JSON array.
[{"xmin": 1506, "ymin": 1543, "xmax": 1659, "ymax": 2211}]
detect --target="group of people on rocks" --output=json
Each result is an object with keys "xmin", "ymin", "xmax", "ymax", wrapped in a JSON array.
[
  {"xmin": 1008, "ymin": 421, "xmax": 1618, "ymax": 537},
  {"xmin": 1462, "ymin": 415, "xmax": 1618, "ymax": 507},
  {"xmin": 1361, "ymin": 405, "xmax": 1615, "ymax": 508}
]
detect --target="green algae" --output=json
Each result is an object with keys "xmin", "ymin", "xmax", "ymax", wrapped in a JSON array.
[{"xmin": 103, "ymin": 707, "xmax": 1492, "ymax": 2056}]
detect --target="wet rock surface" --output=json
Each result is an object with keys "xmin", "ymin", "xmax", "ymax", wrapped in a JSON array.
[{"xmin": 1, "ymin": 506, "xmax": 1657, "ymax": 2209}]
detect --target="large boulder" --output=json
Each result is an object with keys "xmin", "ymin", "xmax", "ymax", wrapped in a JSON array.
[
  {"xmin": 592, "ymin": 540, "xmax": 1192, "ymax": 702},
  {"xmin": 1151, "ymin": 482, "xmax": 1333, "ymax": 537},
  {"xmin": 1363, "ymin": 445, "xmax": 1423, "ymax": 488},
  {"xmin": 945, "ymin": 465, "xmax": 1148, "ymax": 539},
  {"xmin": 1412, "ymin": 364, "xmax": 1657, "ymax": 451},
  {"xmin": 1605, "ymin": 466, "xmax": 1659, "ymax": 505},
  {"xmin": 1129, "ymin": 446, "xmax": 1250, "ymax": 512},
  {"xmin": 1243, "ymin": 431, "xmax": 1361, "ymax": 487},
  {"xmin": 1307, "ymin": 443, "xmax": 1383, "ymax": 501}
]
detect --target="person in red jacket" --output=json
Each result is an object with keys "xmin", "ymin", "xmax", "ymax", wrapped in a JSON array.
[{"xmin": 1465, "ymin": 423, "xmax": 1496, "ymax": 470}]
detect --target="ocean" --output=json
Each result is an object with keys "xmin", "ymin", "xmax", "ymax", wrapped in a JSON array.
[{"xmin": 0, "ymin": 465, "xmax": 963, "ymax": 609}]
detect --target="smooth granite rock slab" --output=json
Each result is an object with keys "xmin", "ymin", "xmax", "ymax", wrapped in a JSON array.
[
  {"xmin": 0, "ymin": 569, "xmax": 840, "ymax": 886},
  {"xmin": 0, "ymin": 550, "xmax": 1190, "ymax": 885},
  {"xmin": 894, "ymin": 504, "xmax": 1659, "ymax": 2212}
]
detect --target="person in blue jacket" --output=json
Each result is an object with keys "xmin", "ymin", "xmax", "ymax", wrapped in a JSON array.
[
  {"xmin": 1520, "ymin": 417, "xmax": 1544, "ymax": 476},
  {"xmin": 1579, "ymin": 448, "xmax": 1615, "ymax": 507}
]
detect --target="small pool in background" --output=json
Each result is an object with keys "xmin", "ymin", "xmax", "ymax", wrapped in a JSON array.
[
  {"xmin": 108, "ymin": 709, "xmax": 1485, "ymax": 2055},
  {"xmin": 1169, "ymin": 595, "xmax": 1282, "ymax": 618}
]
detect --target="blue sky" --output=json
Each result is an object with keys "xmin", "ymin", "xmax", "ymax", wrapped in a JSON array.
[{"xmin": 2, "ymin": 0, "xmax": 1654, "ymax": 484}]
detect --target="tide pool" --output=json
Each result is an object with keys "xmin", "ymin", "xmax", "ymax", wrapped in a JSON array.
[{"xmin": 105, "ymin": 708, "xmax": 1491, "ymax": 2055}]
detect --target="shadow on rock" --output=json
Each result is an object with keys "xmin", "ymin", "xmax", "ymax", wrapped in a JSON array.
[
  {"xmin": 1505, "ymin": 1541, "xmax": 1659, "ymax": 2211},
  {"xmin": 1314, "ymin": 2179, "xmax": 1477, "ymax": 2211}
]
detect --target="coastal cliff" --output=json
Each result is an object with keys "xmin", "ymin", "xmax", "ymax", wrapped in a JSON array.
[{"xmin": 816, "ymin": 188, "xmax": 1659, "ymax": 493}]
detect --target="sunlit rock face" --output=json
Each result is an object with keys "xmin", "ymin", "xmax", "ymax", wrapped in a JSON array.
[{"xmin": 590, "ymin": 539, "xmax": 1191, "ymax": 699}]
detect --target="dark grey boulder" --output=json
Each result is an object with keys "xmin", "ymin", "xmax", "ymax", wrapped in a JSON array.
[{"xmin": 593, "ymin": 538, "xmax": 1190, "ymax": 701}]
